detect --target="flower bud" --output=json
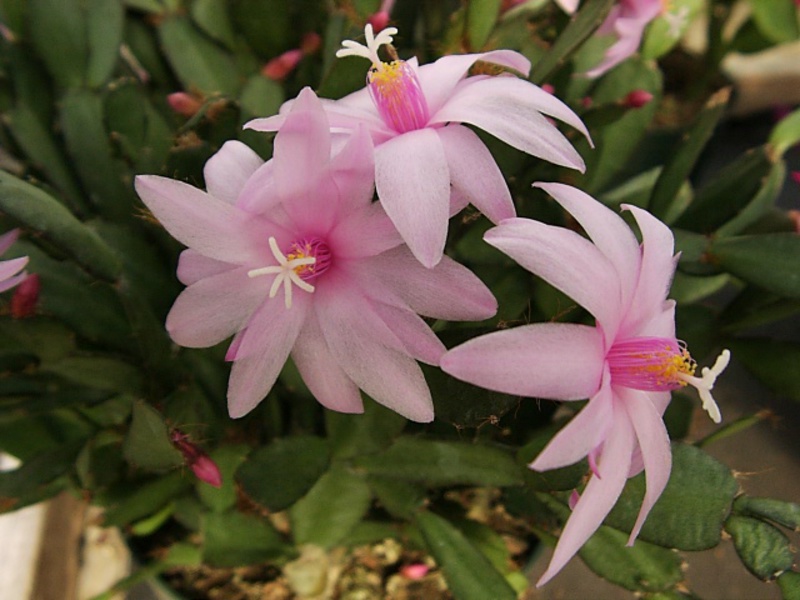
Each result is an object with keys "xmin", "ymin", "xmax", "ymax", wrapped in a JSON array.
[
  {"xmin": 11, "ymin": 274, "xmax": 39, "ymax": 319},
  {"xmin": 623, "ymin": 90, "xmax": 654, "ymax": 108},
  {"xmin": 167, "ymin": 92, "xmax": 203, "ymax": 117},
  {"xmin": 262, "ymin": 49, "xmax": 304, "ymax": 81},
  {"xmin": 300, "ymin": 32, "xmax": 322, "ymax": 55},
  {"xmin": 400, "ymin": 564, "xmax": 430, "ymax": 580},
  {"xmin": 190, "ymin": 454, "xmax": 223, "ymax": 488}
]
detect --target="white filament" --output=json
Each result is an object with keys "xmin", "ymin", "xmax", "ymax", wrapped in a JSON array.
[
  {"xmin": 677, "ymin": 349, "xmax": 731, "ymax": 424},
  {"xmin": 248, "ymin": 237, "xmax": 315, "ymax": 309},
  {"xmin": 336, "ymin": 24, "xmax": 398, "ymax": 68}
]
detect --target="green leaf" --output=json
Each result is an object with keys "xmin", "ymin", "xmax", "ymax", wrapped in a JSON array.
[
  {"xmin": 60, "ymin": 89, "xmax": 136, "ymax": 222},
  {"xmin": 0, "ymin": 172, "xmax": 122, "ymax": 282},
  {"xmin": 123, "ymin": 402, "xmax": 183, "ymax": 472},
  {"xmin": 368, "ymin": 476, "xmax": 426, "ymax": 519},
  {"xmin": 579, "ymin": 524, "xmax": 684, "ymax": 592},
  {"xmin": 710, "ymin": 234, "xmax": 800, "ymax": 298},
  {"xmin": 196, "ymin": 445, "xmax": 248, "ymax": 513},
  {"xmin": 605, "ymin": 444, "xmax": 738, "ymax": 550},
  {"xmin": 325, "ymin": 397, "xmax": 406, "ymax": 459},
  {"xmin": 158, "ymin": 16, "xmax": 240, "ymax": 96},
  {"xmin": 642, "ymin": 0, "xmax": 704, "ymax": 59},
  {"xmin": 86, "ymin": 0, "xmax": 124, "ymax": 87},
  {"xmin": 726, "ymin": 338, "xmax": 800, "ymax": 402},
  {"xmin": 770, "ymin": 106, "xmax": 800, "ymax": 156},
  {"xmin": 0, "ymin": 440, "xmax": 82, "ymax": 510},
  {"xmin": 749, "ymin": 0, "xmax": 800, "ymax": 43},
  {"xmin": 42, "ymin": 356, "xmax": 142, "ymax": 394},
  {"xmin": 734, "ymin": 496, "xmax": 800, "ymax": 530},
  {"xmin": 290, "ymin": 466, "xmax": 372, "ymax": 548},
  {"xmin": 779, "ymin": 571, "xmax": 800, "ymax": 600},
  {"xmin": 726, "ymin": 515, "xmax": 794, "ymax": 580},
  {"xmin": 417, "ymin": 511, "xmax": 516, "ymax": 600},
  {"xmin": 717, "ymin": 160, "xmax": 786, "ymax": 237},
  {"xmin": 353, "ymin": 438, "xmax": 524, "ymax": 487},
  {"xmin": 102, "ymin": 471, "xmax": 191, "ymax": 527},
  {"xmin": 467, "ymin": 0, "xmax": 502, "ymax": 50},
  {"xmin": 530, "ymin": 0, "xmax": 616, "ymax": 84},
  {"xmin": 238, "ymin": 75, "xmax": 284, "ymax": 119},
  {"xmin": 203, "ymin": 511, "xmax": 289, "ymax": 567},
  {"xmin": 235, "ymin": 435, "xmax": 329, "ymax": 511},
  {"xmin": 191, "ymin": 0, "xmax": 236, "ymax": 48},
  {"xmin": 27, "ymin": 0, "xmax": 87, "ymax": 88},
  {"xmin": 648, "ymin": 88, "xmax": 731, "ymax": 221},
  {"xmin": 230, "ymin": 0, "xmax": 291, "ymax": 57}
]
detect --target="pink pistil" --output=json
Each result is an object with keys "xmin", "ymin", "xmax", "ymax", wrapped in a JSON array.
[
  {"xmin": 288, "ymin": 237, "xmax": 332, "ymax": 281},
  {"xmin": 607, "ymin": 337, "xmax": 692, "ymax": 391},
  {"xmin": 368, "ymin": 61, "xmax": 430, "ymax": 133}
]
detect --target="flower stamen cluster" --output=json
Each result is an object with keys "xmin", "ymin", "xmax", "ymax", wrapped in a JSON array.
[{"xmin": 248, "ymin": 236, "xmax": 317, "ymax": 309}]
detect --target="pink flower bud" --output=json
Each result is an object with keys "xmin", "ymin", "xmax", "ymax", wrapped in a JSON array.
[
  {"xmin": 262, "ymin": 49, "xmax": 304, "ymax": 81},
  {"xmin": 167, "ymin": 92, "xmax": 203, "ymax": 117},
  {"xmin": 581, "ymin": 96, "xmax": 593, "ymax": 109},
  {"xmin": 300, "ymin": 32, "xmax": 322, "ymax": 55},
  {"xmin": 540, "ymin": 83, "xmax": 555, "ymax": 95},
  {"xmin": 191, "ymin": 454, "xmax": 223, "ymax": 488},
  {"xmin": 791, "ymin": 171, "xmax": 800, "ymax": 186},
  {"xmin": 11, "ymin": 273, "xmax": 39, "ymax": 319},
  {"xmin": 401, "ymin": 563, "xmax": 430, "ymax": 580},
  {"xmin": 367, "ymin": 10, "xmax": 391, "ymax": 33},
  {"xmin": 623, "ymin": 90, "xmax": 654, "ymax": 108}
]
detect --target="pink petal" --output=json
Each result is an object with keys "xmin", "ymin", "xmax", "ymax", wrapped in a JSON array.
[
  {"xmin": 135, "ymin": 175, "xmax": 263, "ymax": 265},
  {"xmin": 375, "ymin": 128, "xmax": 450, "ymax": 268},
  {"xmin": 484, "ymin": 218, "xmax": 623, "ymax": 331},
  {"xmin": 203, "ymin": 140, "xmax": 263, "ymax": 205},
  {"xmin": 166, "ymin": 266, "xmax": 265, "ymax": 348},
  {"xmin": 176, "ymin": 250, "xmax": 236, "ymax": 285},
  {"xmin": 370, "ymin": 301, "xmax": 446, "ymax": 365},
  {"xmin": 416, "ymin": 51, "xmax": 532, "ymax": 116},
  {"xmin": 437, "ymin": 124, "xmax": 515, "ymax": 224},
  {"xmin": 227, "ymin": 294, "xmax": 310, "ymax": 418},
  {"xmin": 236, "ymin": 159, "xmax": 280, "ymax": 215},
  {"xmin": 358, "ymin": 247, "xmax": 497, "ymax": 321},
  {"xmin": 619, "ymin": 386, "xmax": 672, "ymax": 544},
  {"xmin": 529, "ymin": 368, "xmax": 613, "ymax": 471},
  {"xmin": 441, "ymin": 323, "xmax": 605, "ymax": 400},
  {"xmin": 316, "ymin": 283, "xmax": 434, "ymax": 422},
  {"xmin": 328, "ymin": 123, "xmax": 376, "ymax": 213},
  {"xmin": 330, "ymin": 202, "xmax": 404, "ymax": 259},
  {"xmin": 430, "ymin": 76, "xmax": 587, "ymax": 171},
  {"xmin": 0, "ymin": 256, "xmax": 28, "ymax": 286},
  {"xmin": 536, "ymin": 408, "xmax": 635, "ymax": 587},
  {"xmin": 0, "ymin": 229, "xmax": 20, "ymax": 254},
  {"xmin": 534, "ymin": 183, "xmax": 641, "ymax": 311},
  {"xmin": 292, "ymin": 312, "xmax": 364, "ymax": 414},
  {"xmin": 621, "ymin": 205, "xmax": 677, "ymax": 336}
]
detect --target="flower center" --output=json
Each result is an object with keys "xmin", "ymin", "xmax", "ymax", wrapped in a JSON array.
[
  {"xmin": 607, "ymin": 337, "xmax": 730, "ymax": 423},
  {"xmin": 336, "ymin": 24, "xmax": 429, "ymax": 133},
  {"xmin": 247, "ymin": 236, "xmax": 331, "ymax": 309}
]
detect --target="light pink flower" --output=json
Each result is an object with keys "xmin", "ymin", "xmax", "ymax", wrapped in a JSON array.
[
  {"xmin": 441, "ymin": 182, "xmax": 729, "ymax": 586},
  {"xmin": 246, "ymin": 25, "xmax": 589, "ymax": 268},
  {"xmin": 135, "ymin": 88, "xmax": 496, "ymax": 422},
  {"xmin": 0, "ymin": 229, "xmax": 28, "ymax": 293}
]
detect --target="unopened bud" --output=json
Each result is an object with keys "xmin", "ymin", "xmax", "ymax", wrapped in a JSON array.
[
  {"xmin": 262, "ymin": 49, "xmax": 303, "ymax": 81},
  {"xmin": 191, "ymin": 455, "xmax": 223, "ymax": 488},
  {"xmin": 401, "ymin": 564, "xmax": 430, "ymax": 580},
  {"xmin": 540, "ymin": 83, "xmax": 555, "ymax": 94},
  {"xmin": 623, "ymin": 90, "xmax": 654, "ymax": 108},
  {"xmin": 167, "ymin": 92, "xmax": 203, "ymax": 118},
  {"xmin": 300, "ymin": 32, "xmax": 322, "ymax": 55},
  {"xmin": 11, "ymin": 274, "xmax": 39, "ymax": 319},
  {"xmin": 791, "ymin": 171, "xmax": 800, "ymax": 186},
  {"xmin": 367, "ymin": 10, "xmax": 391, "ymax": 33},
  {"xmin": 170, "ymin": 429, "xmax": 222, "ymax": 488}
]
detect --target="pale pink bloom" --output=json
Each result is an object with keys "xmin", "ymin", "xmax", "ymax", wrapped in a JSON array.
[
  {"xmin": 0, "ymin": 229, "xmax": 28, "ymax": 293},
  {"xmin": 587, "ymin": 0, "xmax": 662, "ymax": 77},
  {"xmin": 441, "ymin": 183, "xmax": 729, "ymax": 586},
  {"xmin": 135, "ymin": 88, "xmax": 496, "ymax": 422},
  {"xmin": 247, "ymin": 25, "xmax": 589, "ymax": 268}
]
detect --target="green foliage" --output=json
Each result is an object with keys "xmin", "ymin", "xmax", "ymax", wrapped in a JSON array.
[{"xmin": 726, "ymin": 516, "xmax": 794, "ymax": 580}]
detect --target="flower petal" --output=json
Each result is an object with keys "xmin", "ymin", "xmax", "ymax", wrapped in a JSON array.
[
  {"xmin": 316, "ymin": 282, "xmax": 434, "ymax": 422},
  {"xmin": 416, "ymin": 51, "xmax": 532, "ymax": 116},
  {"xmin": 227, "ymin": 293, "xmax": 309, "ymax": 418},
  {"xmin": 375, "ymin": 128, "xmax": 450, "ymax": 268},
  {"xmin": 236, "ymin": 159, "xmax": 280, "ymax": 215},
  {"xmin": 530, "ymin": 368, "xmax": 613, "ymax": 471},
  {"xmin": 535, "ymin": 182, "xmax": 641, "ymax": 310},
  {"xmin": 430, "ymin": 76, "xmax": 588, "ymax": 171},
  {"xmin": 485, "ymin": 218, "xmax": 623, "ymax": 330},
  {"xmin": 536, "ymin": 408, "xmax": 635, "ymax": 587},
  {"xmin": 0, "ymin": 229, "xmax": 20, "ymax": 255},
  {"xmin": 0, "ymin": 256, "xmax": 28, "ymax": 286},
  {"xmin": 292, "ymin": 311, "xmax": 364, "ymax": 414},
  {"xmin": 438, "ymin": 124, "xmax": 515, "ymax": 224},
  {"xmin": 370, "ymin": 301, "xmax": 446, "ymax": 365},
  {"xmin": 620, "ymin": 386, "xmax": 672, "ymax": 544},
  {"xmin": 203, "ymin": 140, "xmax": 264, "ymax": 205},
  {"xmin": 328, "ymin": 123, "xmax": 376, "ymax": 212},
  {"xmin": 176, "ymin": 250, "xmax": 236, "ymax": 285},
  {"xmin": 330, "ymin": 203, "xmax": 404, "ymax": 259},
  {"xmin": 166, "ymin": 266, "xmax": 265, "ymax": 348},
  {"xmin": 441, "ymin": 323, "xmax": 605, "ymax": 400},
  {"xmin": 358, "ymin": 246, "xmax": 498, "ymax": 321},
  {"xmin": 135, "ymin": 175, "xmax": 263, "ymax": 264}
]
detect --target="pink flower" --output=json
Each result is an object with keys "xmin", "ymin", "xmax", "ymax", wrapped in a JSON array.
[
  {"xmin": 0, "ymin": 229, "xmax": 28, "ymax": 293},
  {"xmin": 441, "ymin": 183, "xmax": 729, "ymax": 586},
  {"xmin": 247, "ymin": 25, "xmax": 589, "ymax": 268},
  {"xmin": 135, "ymin": 88, "xmax": 496, "ymax": 422},
  {"xmin": 587, "ymin": 0, "xmax": 662, "ymax": 77}
]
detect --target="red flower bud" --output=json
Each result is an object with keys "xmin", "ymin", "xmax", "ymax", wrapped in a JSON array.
[
  {"xmin": 300, "ymin": 32, "xmax": 322, "ymax": 55},
  {"xmin": 623, "ymin": 90, "xmax": 654, "ymax": 108},
  {"xmin": 170, "ymin": 429, "xmax": 222, "ymax": 488},
  {"xmin": 367, "ymin": 10, "xmax": 391, "ymax": 33},
  {"xmin": 190, "ymin": 455, "xmax": 223, "ymax": 488},
  {"xmin": 167, "ymin": 92, "xmax": 203, "ymax": 117},
  {"xmin": 400, "ymin": 564, "xmax": 430, "ymax": 580},
  {"xmin": 11, "ymin": 274, "xmax": 39, "ymax": 319},
  {"xmin": 262, "ymin": 49, "xmax": 304, "ymax": 81}
]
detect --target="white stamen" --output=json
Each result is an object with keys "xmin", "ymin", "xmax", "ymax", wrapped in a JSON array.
[
  {"xmin": 335, "ymin": 24, "xmax": 398, "ymax": 68},
  {"xmin": 247, "ymin": 237, "xmax": 315, "ymax": 309},
  {"xmin": 677, "ymin": 349, "xmax": 730, "ymax": 424}
]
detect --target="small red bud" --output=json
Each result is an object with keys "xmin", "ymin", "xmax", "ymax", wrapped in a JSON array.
[
  {"xmin": 623, "ymin": 90, "xmax": 654, "ymax": 108},
  {"xmin": 262, "ymin": 49, "xmax": 304, "ymax": 81},
  {"xmin": 191, "ymin": 455, "xmax": 223, "ymax": 488},
  {"xmin": 167, "ymin": 92, "xmax": 203, "ymax": 118},
  {"xmin": 791, "ymin": 171, "xmax": 800, "ymax": 186},
  {"xmin": 401, "ymin": 564, "xmax": 430, "ymax": 580},
  {"xmin": 581, "ymin": 96, "xmax": 593, "ymax": 109},
  {"xmin": 367, "ymin": 10, "xmax": 391, "ymax": 33},
  {"xmin": 300, "ymin": 32, "xmax": 322, "ymax": 55},
  {"xmin": 540, "ymin": 83, "xmax": 555, "ymax": 95},
  {"xmin": 11, "ymin": 274, "xmax": 39, "ymax": 319},
  {"xmin": 170, "ymin": 429, "xmax": 222, "ymax": 488}
]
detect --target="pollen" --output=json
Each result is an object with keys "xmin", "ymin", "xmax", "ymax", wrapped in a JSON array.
[{"xmin": 607, "ymin": 337, "xmax": 730, "ymax": 423}]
